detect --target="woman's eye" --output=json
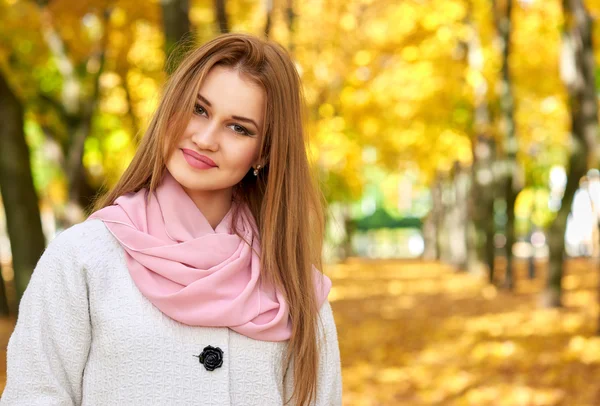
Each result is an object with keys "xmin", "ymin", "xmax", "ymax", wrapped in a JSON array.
[
  {"xmin": 230, "ymin": 124, "xmax": 251, "ymax": 136},
  {"xmin": 194, "ymin": 103, "xmax": 207, "ymax": 116}
]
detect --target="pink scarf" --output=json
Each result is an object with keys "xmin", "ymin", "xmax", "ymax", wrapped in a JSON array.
[{"xmin": 88, "ymin": 171, "xmax": 331, "ymax": 341}]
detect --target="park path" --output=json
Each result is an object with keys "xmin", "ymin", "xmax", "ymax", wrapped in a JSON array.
[{"xmin": 330, "ymin": 258, "xmax": 600, "ymax": 405}]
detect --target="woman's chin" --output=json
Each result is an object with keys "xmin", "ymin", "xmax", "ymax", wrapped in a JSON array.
[{"xmin": 177, "ymin": 177, "xmax": 234, "ymax": 195}]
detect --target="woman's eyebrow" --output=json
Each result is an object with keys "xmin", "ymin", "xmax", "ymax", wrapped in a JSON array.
[
  {"xmin": 198, "ymin": 93, "xmax": 260, "ymax": 129},
  {"xmin": 197, "ymin": 94, "xmax": 212, "ymax": 106},
  {"xmin": 232, "ymin": 116, "xmax": 259, "ymax": 128}
]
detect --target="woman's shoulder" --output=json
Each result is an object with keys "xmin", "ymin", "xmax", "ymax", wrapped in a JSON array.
[
  {"xmin": 42, "ymin": 219, "xmax": 116, "ymax": 266},
  {"xmin": 20, "ymin": 220, "xmax": 115, "ymax": 297},
  {"xmin": 25, "ymin": 219, "xmax": 122, "ymax": 292},
  {"xmin": 48, "ymin": 219, "xmax": 111, "ymax": 250}
]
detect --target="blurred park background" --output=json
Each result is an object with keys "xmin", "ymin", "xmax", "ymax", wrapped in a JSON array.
[{"xmin": 2, "ymin": 0, "xmax": 600, "ymax": 404}]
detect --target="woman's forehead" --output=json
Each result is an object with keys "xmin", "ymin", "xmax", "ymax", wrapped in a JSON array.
[{"xmin": 197, "ymin": 66, "xmax": 265, "ymax": 126}]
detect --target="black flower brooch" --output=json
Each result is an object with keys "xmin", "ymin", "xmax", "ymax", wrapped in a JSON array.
[{"xmin": 194, "ymin": 345, "xmax": 224, "ymax": 371}]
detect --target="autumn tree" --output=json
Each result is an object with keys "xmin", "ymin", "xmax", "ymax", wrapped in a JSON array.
[
  {"xmin": 214, "ymin": 0, "xmax": 229, "ymax": 33},
  {"xmin": 0, "ymin": 71, "xmax": 46, "ymax": 306},
  {"xmin": 543, "ymin": 0, "xmax": 598, "ymax": 308},
  {"xmin": 491, "ymin": 0, "xmax": 521, "ymax": 290},
  {"xmin": 461, "ymin": 0, "xmax": 498, "ymax": 277},
  {"xmin": 161, "ymin": 0, "xmax": 192, "ymax": 71}
]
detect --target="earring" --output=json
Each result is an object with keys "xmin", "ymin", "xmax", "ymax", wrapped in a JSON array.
[{"xmin": 253, "ymin": 165, "xmax": 261, "ymax": 176}]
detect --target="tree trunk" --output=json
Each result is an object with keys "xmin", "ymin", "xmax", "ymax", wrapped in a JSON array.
[
  {"xmin": 430, "ymin": 176, "xmax": 443, "ymax": 260},
  {"xmin": 542, "ymin": 0, "xmax": 598, "ymax": 308},
  {"xmin": 503, "ymin": 162, "xmax": 520, "ymax": 290},
  {"xmin": 66, "ymin": 116, "xmax": 98, "ymax": 213},
  {"xmin": 0, "ymin": 72, "xmax": 46, "ymax": 305},
  {"xmin": 440, "ymin": 173, "xmax": 464, "ymax": 266},
  {"xmin": 492, "ymin": 0, "xmax": 520, "ymax": 290},
  {"xmin": 285, "ymin": 0, "xmax": 296, "ymax": 54},
  {"xmin": 543, "ymin": 142, "xmax": 587, "ymax": 307},
  {"xmin": 470, "ymin": 136, "xmax": 497, "ymax": 280},
  {"xmin": 214, "ymin": 0, "xmax": 229, "ymax": 34},
  {"xmin": 341, "ymin": 216, "xmax": 356, "ymax": 260},
  {"xmin": 465, "ymin": 11, "xmax": 497, "ymax": 278},
  {"xmin": 484, "ymin": 195, "xmax": 497, "ymax": 281},
  {"xmin": 160, "ymin": 0, "xmax": 191, "ymax": 72},
  {"xmin": 452, "ymin": 162, "xmax": 470, "ymax": 270},
  {"xmin": 264, "ymin": 0, "xmax": 273, "ymax": 38},
  {"xmin": 422, "ymin": 211, "xmax": 437, "ymax": 260}
]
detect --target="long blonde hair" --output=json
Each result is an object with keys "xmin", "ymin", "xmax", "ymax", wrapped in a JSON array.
[{"xmin": 92, "ymin": 33, "xmax": 326, "ymax": 405}]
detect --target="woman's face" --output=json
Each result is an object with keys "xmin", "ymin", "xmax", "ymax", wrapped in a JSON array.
[{"xmin": 166, "ymin": 65, "xmax": 265, "ymax": 198}]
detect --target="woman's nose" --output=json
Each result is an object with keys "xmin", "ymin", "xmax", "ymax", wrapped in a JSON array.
[{"xmin": 191, "ymin": 122, "xmax": 219, "ymax": 151}]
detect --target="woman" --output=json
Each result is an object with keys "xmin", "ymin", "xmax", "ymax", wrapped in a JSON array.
[{"xmin": 1, "ymin": 33, "xmax": 342, "ymax": 405}]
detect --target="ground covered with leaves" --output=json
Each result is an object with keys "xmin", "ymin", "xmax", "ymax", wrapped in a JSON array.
[{"xmin": 330, "ymin": 258, "xmax": 600, "ymax": 405}]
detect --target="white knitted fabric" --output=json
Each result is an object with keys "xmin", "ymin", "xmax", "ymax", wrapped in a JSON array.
[{"xmin": 1, "ymin": 219, "xmax": 342, "ymax": 405}]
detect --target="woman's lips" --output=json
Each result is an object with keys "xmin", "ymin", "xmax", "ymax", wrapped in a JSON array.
[{"xmin": 181, "ymin": 149, "xmax": 217, "ymax": 170}]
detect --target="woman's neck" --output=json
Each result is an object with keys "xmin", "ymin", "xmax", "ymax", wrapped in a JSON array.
[{"xmin": 182, "ymin": 187, "xmax": 233, "ymax": 231}]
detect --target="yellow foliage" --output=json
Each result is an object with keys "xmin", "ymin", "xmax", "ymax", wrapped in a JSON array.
[{"xmin": 0, "ymin": 0, "xmax": 589, "ymax": 207}]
